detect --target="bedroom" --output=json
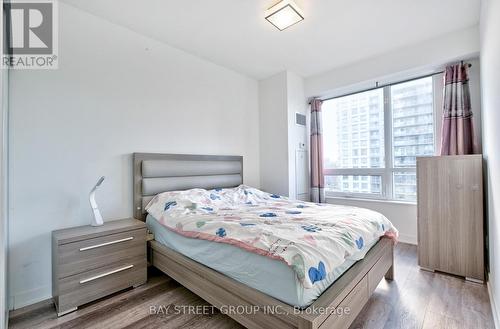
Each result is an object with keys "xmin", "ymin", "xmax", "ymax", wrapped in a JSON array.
[{"xmin": 0, "ymin": 0, "xmax": 499, "ymax": 328}]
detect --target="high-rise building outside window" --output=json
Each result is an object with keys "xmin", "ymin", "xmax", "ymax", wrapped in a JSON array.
[{"xmin": 323, "ymin": 76, "xmax": 435, "ymax": 202}]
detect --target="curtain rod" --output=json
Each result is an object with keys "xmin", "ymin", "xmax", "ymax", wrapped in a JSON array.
[{"xmin": 310, "ymin": 62, "xmax": 472, "ymax": 104}]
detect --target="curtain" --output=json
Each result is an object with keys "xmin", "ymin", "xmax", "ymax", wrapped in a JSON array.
[
  {"xmin": 310, "ymin": 99, "xmax": 325, "ymax": 203},
  {"xmin": 440, "ymin": 62, "xmax": 478, "ymax": 155}
]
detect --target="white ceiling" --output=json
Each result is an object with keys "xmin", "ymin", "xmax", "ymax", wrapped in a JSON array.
[{"xmin": 61, "ymin": 0, "xmax": 481, "ymax": 79}]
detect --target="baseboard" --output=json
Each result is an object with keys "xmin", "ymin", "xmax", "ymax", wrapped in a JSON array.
[
  {"xmin": 9, "ymin": 285, "xmax": 50, "ymax": 310},
  {"xmin": 487, "ymin": 279, "xmax": 500, "ymax": 329},
  {"xmin": 397, "ymin": 233, "xmax": 417, "ymax": 245},
  {"xmin": 8, "ymin": 298, "xmax": 52, "ymax": 319}
]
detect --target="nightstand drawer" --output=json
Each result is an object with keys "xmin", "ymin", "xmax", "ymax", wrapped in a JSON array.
[
  {"xmin": 57, "ymin": 228, "xmax": 146, "ymax": 278},
  {"xmin": 57, "ymin": 256, "xmax": 146, "ymax": 311}
]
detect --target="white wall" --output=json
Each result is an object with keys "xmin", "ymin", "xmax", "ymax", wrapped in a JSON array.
[
  {"xmin": 305, "ymin": 25, "xmax": 480, "ymax": 98},
  {"xmin": 259, "ymin": 72, "xmax": 289, "ymax": 196},
  {"xmin": 259, "ymin": 71, "xmax": 308, "ymax": 199},
  {"xmin": 467, "ymin": 59, "xmax": 483, "ymax": 152},
  {"xmin": 0, "ymin": 69, "xmax": 7, "ymax": 329},
  {"xmin": 8, "ymin": 3, "xmax": 260, "ymax": 309},
  {"xmin": 480, "ymin": 0, "xmax": 500, "ymax": 325},
  {"xmin": 0, "ymin": 3, "xmax": 8, "ymax": 327},
  {"xmin": 286, "ymin": 72, "xmax": 308, "ymax": 200}
]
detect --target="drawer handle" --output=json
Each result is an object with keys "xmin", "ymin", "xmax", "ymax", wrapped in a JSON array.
[
  {"xmin": 79, "ymin": 237, "xmax": 134, "ymax": 251},
  {"xmin": 79, "ymin": 265, "xmax": 134, "ymax": 284}
]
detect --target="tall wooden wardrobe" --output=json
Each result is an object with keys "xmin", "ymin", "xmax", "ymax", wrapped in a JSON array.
[{"xmin": 417, "ymin": 155, "xmax": 484, "ymax": 282}]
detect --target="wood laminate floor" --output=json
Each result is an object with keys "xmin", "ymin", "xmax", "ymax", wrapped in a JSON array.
[{"xmin": 9, "ymin": 243, "xmax": 494, "ymax": 329}]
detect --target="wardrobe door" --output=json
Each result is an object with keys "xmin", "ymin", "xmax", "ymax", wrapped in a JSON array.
[
  {"xmin": 417, "ymin": 157, "xmax": 443, "ymax": 270},
  {"xmin": 462, "ymin": 157, "xmax": 484, "ymax": 280},
  {"xmin": 443, "ymin": 158, "xmax": 468, "ymax": 276}
]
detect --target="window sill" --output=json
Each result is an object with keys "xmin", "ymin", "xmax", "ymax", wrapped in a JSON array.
[{"xmin": 326, "ymin": 196, "xmax": 417, "ymax": 206}]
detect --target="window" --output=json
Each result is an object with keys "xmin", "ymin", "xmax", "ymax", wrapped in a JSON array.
[{"xmin": 323, "ymin": 76, "xmax": 435, "ymax": 202}]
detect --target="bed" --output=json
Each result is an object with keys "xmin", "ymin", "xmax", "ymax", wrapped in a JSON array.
[{"xmin": 133, "ymin": 153, "xmax": 395, "ymax": 329}]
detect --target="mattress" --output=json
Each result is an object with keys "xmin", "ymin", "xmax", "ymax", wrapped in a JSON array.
[{"xmin": 146, "ymin": 214, "xmax": 378, "ymax": 308}]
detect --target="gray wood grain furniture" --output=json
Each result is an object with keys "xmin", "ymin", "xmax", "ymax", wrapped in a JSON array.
[
  {"xmin": 417, "ymin": 155, "xmax": 484, "ymax": 283},
  {"xmin": 133, "ymin": 153, "xmax": 395, "ymax": 329},
  {"xmin": 52, "ymin": 218, "xmax": 147, "ymax": 316}
]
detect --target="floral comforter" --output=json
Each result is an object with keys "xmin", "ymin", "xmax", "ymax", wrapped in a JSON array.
[{"xmin": 146, "ymin": 185, "xmax": 398, "ymax": 289}]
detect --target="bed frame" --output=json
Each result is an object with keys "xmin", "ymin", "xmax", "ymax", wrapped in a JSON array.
[{"xmin": 133, "ymin": 153, "xmax": 394, "ymax": 329}]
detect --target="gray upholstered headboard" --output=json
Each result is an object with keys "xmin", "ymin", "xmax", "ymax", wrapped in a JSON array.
[{"xmin": 133, "ymin": 153, "xmax": 243, "ymax": 220}]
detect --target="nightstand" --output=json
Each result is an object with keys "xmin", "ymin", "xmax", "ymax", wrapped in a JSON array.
[{"xmin": 52, "ymin": 218, "xmax": 147, "ymax": 316}]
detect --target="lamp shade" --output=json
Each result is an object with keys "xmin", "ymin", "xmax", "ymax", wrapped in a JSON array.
[{"xmin": 265, "ymin": 0, "xmax": 304, "ymax": 31}]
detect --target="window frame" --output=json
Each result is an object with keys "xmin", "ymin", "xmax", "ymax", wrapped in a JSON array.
[{"xmin": 323, "ymin": 74, "xmax": 442, "ymax": 202}]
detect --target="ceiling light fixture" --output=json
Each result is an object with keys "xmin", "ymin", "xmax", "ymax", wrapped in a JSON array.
[{"xmin": 265, "ymin": 0, "xmax": 304, "ymax": 31}]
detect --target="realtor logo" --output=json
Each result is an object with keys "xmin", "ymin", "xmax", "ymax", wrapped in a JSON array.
[{"xmin": 2, "ymin": 0, "xmax": 58, "ymax": 69}]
